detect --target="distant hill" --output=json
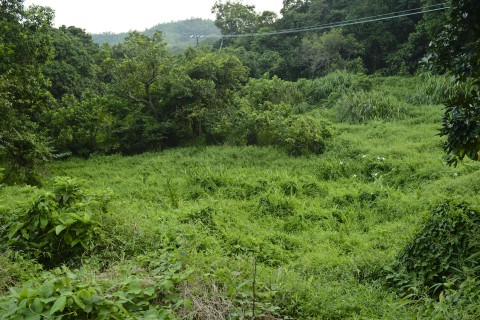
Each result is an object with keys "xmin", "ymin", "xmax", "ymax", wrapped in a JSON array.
[{"xmin": 92, "ymin": 18, "xmax": 221, "ymax": 51}]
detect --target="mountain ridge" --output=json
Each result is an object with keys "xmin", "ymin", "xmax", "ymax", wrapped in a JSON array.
[{"xmin": 91, "ymin": 18, "xmax": 220, "ymax": 50}]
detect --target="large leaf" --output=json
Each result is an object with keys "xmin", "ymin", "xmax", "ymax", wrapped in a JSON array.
[
  {"xmin": 55, "ymin": 224, "xmax": 68, "ymax": 235},
  {"xmin": 49, "ymin": 296, "xmax": 67, "ymax": 315}
]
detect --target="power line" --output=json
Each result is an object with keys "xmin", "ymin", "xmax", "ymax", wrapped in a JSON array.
[
  {"xmin": 223, "ymin": 6, "xmax": 449, "ymax": 38},
  {"xmin": 217, "ymin": 4, "xmax": 449, "ymax": 39},
  {"xmin": 277, "ymin": 2, "xmax": 448, "ymax": 33}
]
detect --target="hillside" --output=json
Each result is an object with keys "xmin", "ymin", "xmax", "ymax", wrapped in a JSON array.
[
  {"xmin": 2, "ymin": 74, "xmax": 480, "ymax": 318},
  {"xmin": 2, "ymin": 0, "xmax": 480, "ymax": 318},
  {"xmin": 92, "ymin": 18, "xmax": 220, "ymax": 50}
]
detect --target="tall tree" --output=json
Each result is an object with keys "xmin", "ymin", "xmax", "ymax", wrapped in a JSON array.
[
  {"xmin": 112, "ymin": 31, "xmax": 170, "ymax": 119},
  {"xmin": 212, "ymin": 0, "xmax": 258, "ymax": 35},
  {"xmin": 43, "ymin": 26, "xmax": 98, "ymax": 100},
  {"xmin": 105, "ymin": 31, "xmax": 174, "ymax": 154},
  {"xmin": 0, "ymin": 0, "xmax": 55, "ymax": 183},
  {"xmin": 173, "ymin": 49, "xmax": 248, "ymax": 142}
]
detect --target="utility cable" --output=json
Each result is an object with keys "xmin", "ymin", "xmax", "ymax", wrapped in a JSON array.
[
  {"xmin": 215, "ymin": 4, "xmax": 449, "ymax": 39},
  {"xmin": 260, "ymin": 2, "xmax": 448, "ymax": 34}
]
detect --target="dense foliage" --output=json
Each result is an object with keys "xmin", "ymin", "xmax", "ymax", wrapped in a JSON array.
[
  {"xmin": 1, "ymin": 0, "xmax": 480, "ymax": 318},
  {"xmin": 212, "ymin": 0, "xmax": 447, "ymax": 79},
  {"xmin": 0, "ymin": 0, "xmax": 452, "ymax": 182},
  {"xmin": 427, "ymin": 0, "xmax": 480, "ymax": 165},
  {"xmin": 0, "ymin": 0, "xmax": 55, "ymax": 184},
  {"xmin": 3, "ymin": 79, "xmax": 480, "ymax": 317}
]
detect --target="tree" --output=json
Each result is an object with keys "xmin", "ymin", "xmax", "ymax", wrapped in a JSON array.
[
  {"xmin": 43, "ymin": 26, "xmax": 98, "ymax": 100},
  {"xmin": 0, "ymin": 0, "xmax": 55, "ymax": 183},
  {"xmin": 427, "ymin": 0, "xmax": 480, "ymax": 165},
  {"xmin": 346, "ymin": 0, "xmax": 422, "ymax": 73},
  {"xmin": 107, "ymin": 31, "xmax": 173, "ymax": 154},
  {"xmin": 294, "ymin": 29, "xmax": 363, "ymax": 78},
  {"xmin": 212, "ymin": 1, "xmax": 258, "ymax": 35},
  {"xmin": 111, "ymin": 30, "xmax": 171, "ymax": 119},
  {"xmin": 175, "ymin": 50, "xmax": 248, "ymax": 142}
]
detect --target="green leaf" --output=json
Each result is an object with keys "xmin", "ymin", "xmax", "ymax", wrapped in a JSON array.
[
  {"xmin": 127, "ymin": 280, "xmax": 142, "ymax": 295},
  {"xmin": 84, "ymin": 303, "xmax": 93, "ymax": 313},
  {"xmin": 40, "ymin": 215, "xmax": 49, "ymax": 229},
  {"xmin": 77, "ymin": 288, "xmax": 93, "ymax": 301},
  {"xmin": 73, "ymin": 295, "xmax": 86, "ymax": 309},
  {"xmin": 41, "ymin": 297, "xmax": 57, "ymax": 304},
  {"xmin": 80, "ymin": 240, "xmax": 89, "ymax": 249},
  {"xmin": 143, "ymin": 286, "xmax": 155, "ymax": 297},
  {"xmin": 63, "ymin": 231, "xmax": 73, "ymax": 244},
  {"xmin": 21, "ymin": 228, "xmax": 29, "ymax": 239},
  {"xmin": 82, "ymin": 213, "xmax": 91, "ymax": 223},
  {"xmin": 55, "ymin": 224, "xmax": 68, "ymax": 235},
  {"xmin": 71, "ymin": 238, "xmax": 81, "ymax": 247},
  {"xmin": 49, "ymin": 296, "xmax": 67, "ymax": 315},
  {"xmin": 18, "ymin": 287, "xmax": 29, "ymax": 299},
  {"xmin": 7, "ymin": 222, "xmax": 22, "ymax": 239},
  {"xmin": 158, "ymin": 279, "xmax": 174, "ymax": 291},
  {"xmin": 33, "ymin": 297, "xmax": 43, "ymax": 313}
]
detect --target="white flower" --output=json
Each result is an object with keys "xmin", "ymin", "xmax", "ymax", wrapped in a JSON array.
[{"xmin": 353, "ymin": 174, "xmax": 357, "ymax": 178}]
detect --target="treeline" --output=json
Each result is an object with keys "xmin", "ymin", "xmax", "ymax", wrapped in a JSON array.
[
  {"xmin": 0, "ymin": 0, "xmax": 446, "ymax": 184},
  {"xmin": 212, "ymin": 0, "xmax": 447, "ymax": 79}
]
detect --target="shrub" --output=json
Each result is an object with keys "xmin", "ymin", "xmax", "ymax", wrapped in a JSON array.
[
  {"xmin": 3, "ymin": 177, "xmax": 112, "ymax": 266},
  {"xmin": 0, "ymin": 130, "xmax": 54, "ymax": 185},
  {"xmin": 0, "ymin": 251, "xmax": 43, "ymax": 294},
  {"xmin": 387, "ymin": 200, "xmax": 480, "ymax": 300},
  {"xmin": 334, "ymin": 90, "xmax": 408, "ymax": 123},
  {"xmin": 241, "ymin": 75, "xmax": 304, "ymax": 108},
  {"xmin": 278, "ymin": 115, "xmax": 332, "ymax": 156}
]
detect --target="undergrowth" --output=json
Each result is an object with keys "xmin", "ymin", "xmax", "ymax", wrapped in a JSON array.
[{"xmin": 1, "ymin": 74, "xmax": 479, "ymax": 319}]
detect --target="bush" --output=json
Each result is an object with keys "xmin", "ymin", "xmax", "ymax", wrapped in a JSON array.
[
  {"xmin": 3, "ymin": 177, "xmax": 112, "ymax": 266},
  {"xmin": 387, "ymin": 200, "xmax": 480, "ymax": 301},
  {"xmin": 0, "ymin": 251, "xmax": 42, "ymax": 294},
  {"xmin": 278, "ymin": 115, "xmax": 332, "ymax": 156},
  {"xmin": 0, "ymin": 130, "xmax": 54, "ymax": 185},
  {"xmin": 334, "ymin": 90, "xmax": 408, "ymax": 123},
  {"xmin": 233, "ymin": 103, "xmax": 332, "ymax": 156},
  {"xmin": 241, "ymin": 75, "xmax": 304, "ymax": 108}
]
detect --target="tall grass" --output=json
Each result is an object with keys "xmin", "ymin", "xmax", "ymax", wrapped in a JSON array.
[
  {"xmin": 334, "ymin": 90, "xmax": 408, "ymax": 123},
  {"xmin": 297, "ymin": 70, "xmax": 372, "ymax": 106},
  {"xmin": 1, "ymin": 75, "xmax": 479, "ymax": 319}
]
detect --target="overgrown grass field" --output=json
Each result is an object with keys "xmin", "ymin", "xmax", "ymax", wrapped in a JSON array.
[{"xmin": 1, "ymin": 75, "xmax": 480, "ymax": 319}]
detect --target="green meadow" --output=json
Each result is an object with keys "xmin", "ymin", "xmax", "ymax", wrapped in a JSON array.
[{"xmin": 2, "ymin": 75, "xmax": 479, "ymax": 319}]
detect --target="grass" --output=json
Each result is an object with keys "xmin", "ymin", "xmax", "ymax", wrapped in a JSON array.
[{"xmin": 1, "ymin": 75, "xmax": 479, "ymax": 318}]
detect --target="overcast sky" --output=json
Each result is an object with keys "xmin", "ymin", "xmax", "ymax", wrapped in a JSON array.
[{"xmin": 24, "ymin": 0, "xmax": 284, "ymax": 34}]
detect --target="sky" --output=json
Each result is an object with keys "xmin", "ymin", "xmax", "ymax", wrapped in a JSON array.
[{"xmin": 24, "ymin": 0, "xmax": 284, "ymax": 34}]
